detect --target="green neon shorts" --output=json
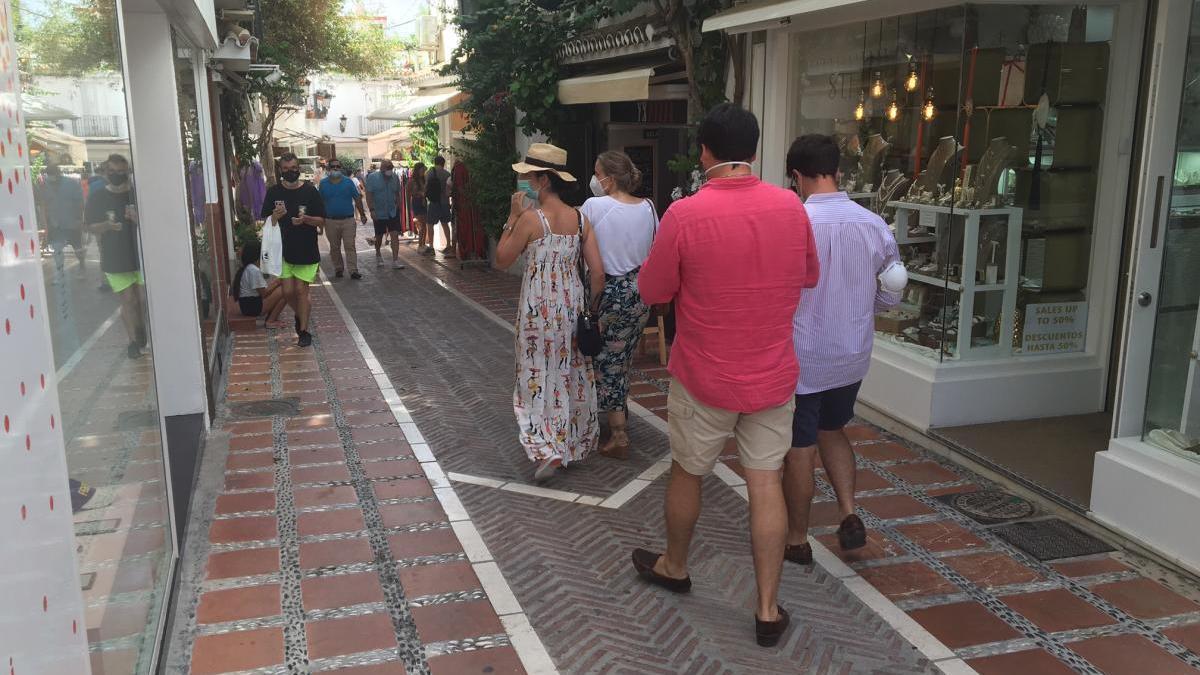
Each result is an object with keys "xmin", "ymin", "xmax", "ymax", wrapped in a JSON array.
[
  {"xmin": 105, "ymin": 271, "xmax": 144, "ymax": 293},
  {"xmin": 280, "ymin": 261, "xmax": 319, "ymax": 284}
]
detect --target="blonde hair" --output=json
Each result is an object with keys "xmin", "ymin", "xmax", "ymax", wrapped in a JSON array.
[{"xmin": 596, "ymin": 151, "xmax": 643, "ymax": 194}]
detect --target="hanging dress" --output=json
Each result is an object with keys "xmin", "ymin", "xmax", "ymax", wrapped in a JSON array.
[{"xmin": 513, "ymin": 210, "xmax": 598, "ymax": 465}]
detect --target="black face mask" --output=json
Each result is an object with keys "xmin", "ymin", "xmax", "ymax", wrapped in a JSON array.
[
  {"xmin": 281, "ymin": 170, "xmax": 301, "ymax": 183},
  {"xmin": 108, "ymin": 172, "xmax": 129, "ymax": 186}
]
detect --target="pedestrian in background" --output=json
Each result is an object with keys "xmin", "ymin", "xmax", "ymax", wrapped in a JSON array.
[
  {"xmin": 495, "ymin": 143, "xmax": 605, "ymax": 482},
  {"xmin": 363, "ymin": 159, "xmax": 406, "ymax": 269},
  {"xmin": 781, "ymin": 134, "xmax": 903, "ymax": 565},
  {"xmin": 37, "ymin": 162, "xmax": 87, "ymax": 272},
  {"xmin": 319, "ymin": 158, "xmax": 367, "ymax": 280},
  {"xmin": 581, "ymin": 150, "xmax": 657, "ymax": 459},
  {"xmin": 261, "ymin": 152, "xmax": 326, "ymax": 348},
  {"xmin": 85, "ymin": 154, "xmax": 148, "ymax": 359},
  {"xmin": 427, "ymin": 155, "xmax": 455, "ymax": 257},
  {"xmin": 410, "ymin": 163, "xmax": 433, "ymax": 255},
  {"xmin": 630, "ymin": 104, "xmax": 819, "ymax": 648}
]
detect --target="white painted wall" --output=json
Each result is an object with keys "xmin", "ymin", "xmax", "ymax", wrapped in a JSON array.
[
  {"xmin": 0, "ymin": 0, "xmax": 92, "ymax": 670},
  {"xmin": 276, "ymin": 75, "xmax": 410, "ymax": 144}
]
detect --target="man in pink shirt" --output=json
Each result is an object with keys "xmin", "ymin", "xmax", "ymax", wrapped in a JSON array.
[{"xmin": 630, "ymin": 103, "xmax": 819, "ymax": 647}]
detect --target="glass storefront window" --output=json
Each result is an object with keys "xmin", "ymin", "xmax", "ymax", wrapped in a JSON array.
[
  {"xmin": 16, "ymin": 0, "xmax": 173, "ymax": 669},
  {"xmin": 1143, "ymin": 1, "xmax": 1200, "ymax": 461},
  {"xmin": 787, "ymin": 4, "xmax": 1114, "ymax": 362}
]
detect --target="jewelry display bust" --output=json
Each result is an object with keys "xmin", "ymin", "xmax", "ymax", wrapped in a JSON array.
[
  {"xmin": 859, "ymin": 134, "xmax": 890, "ymax": 193},
  {"xmin": 915, "ymin": 136, "xmax": 962, "ymax": 195},
  {"xmin": 972, "ymin": 137, "xmax": 1019, "ymax": 207}
]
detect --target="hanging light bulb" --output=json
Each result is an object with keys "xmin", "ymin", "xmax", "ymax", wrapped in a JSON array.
[
  {"xmin": 871, "ymin": 71, "xmax": 885, "ymax": 99},
  {"xmin": 886, "ymin": 90, "xmax": 900, "ymax": 121},
  {"xmin": 854, "ymin": 91, "xmax": 866, "ymax": 121},
  {"xmin": 905, "ymin": 61, "xmax": 920, "ymax": 92},
  {"xmin": 922, "ymin": 87, "xmax": 936, "ymax": 121}
]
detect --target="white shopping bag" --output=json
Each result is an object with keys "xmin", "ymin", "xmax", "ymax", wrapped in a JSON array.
[{"xmin": 261, "ymin": 216, "xmax": 283, "ymax": 276}]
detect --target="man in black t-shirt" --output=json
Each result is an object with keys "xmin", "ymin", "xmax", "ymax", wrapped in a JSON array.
[
  {"xmin": 260, "ymin": 152, "xmax": 326, "ymax": 347},
  {"xmin": 427, "ymin": 155, "xmax": 454, "ymax": 257},
  {"xmin": 85, "ymin": 154, "xmax": 146, "ymax": 359}
]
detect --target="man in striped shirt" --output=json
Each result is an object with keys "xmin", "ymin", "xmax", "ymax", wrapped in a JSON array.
[{"xmin": 782, "ymin": 134, "xmax": 903, "ymax": 565}]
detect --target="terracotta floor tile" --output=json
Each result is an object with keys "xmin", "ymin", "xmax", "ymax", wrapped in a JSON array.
[
  {"xmin": 894, "ymin": 520, "xmax": 987, "ymax": 553},
  {"xmin": 1091, "ymin": 578, "xmax": 1200, "ymax": 620},
  {"xmin": 190, "ymin": 627, "xmax": 284, "ymax": 675},
  {"xmin": 388, "ymin": 529, "xmax": 464, "ymax": 559},
  {"xmin": 227, "ymin": 420, "xmax": 273, "ymax": 435},
  {"xmin": 855, "ymin": 441, "xmax": 919, "ymax": 463},
  {"xmin": 359, "ymin": 441, "xmax": 414, "ymax": 460},
  {"xmin": 326, "ymin": 662, "xmax": 407, "ymax": 674},
  {"xmin": 908, "ymin": 601, "xmax": 1021, "ymax": 649},
  {"xmin": 86, "ymin": 599, "xmax": 151, "ymax": 642},
  {"xmin": 398, "ymin": 561, "xmax": 482, "ymax": 596},
  {"xmin": 91, "ymin": 648, "xmax": 138, "ymax": 675},
  {"xmin": 845, "ymin": 425, "xmax": 882, "ymax": 442},
  {"xmin": 428, "ymin": 647, "xmax": 525, "ymax": 675},
  {"xmin": 634, "ymin": 394, "xmax": 668, "ymax": 410},
  {"xmin": 1002, "ymin": 589, "xmax": 1118, "ymax": 632},
  {"xmin": 807, "ymin": 500, "xmax": 845, "ymax": 528},
  {"xmin": 1070, "ymin": 634, "xmax": 1198, "ymax": 675},
  {"xmin": 855, "ymin": 561, "xmax": 956, "ymax": 599},
  {"xmin": 351, "ymin": 426, "xmax": 407, "ymax": 443},
  {"xmin": 378, "ymin": 501, "xmax": 447, "ymax": 528},
  {"xmin": 292, "ymin": 463, "xmax": 352, "ymax": 485},
  {"xmin": 300, "ymin": 537, "xmax": 376, "ymax": 569},
  {"xmin": 365, "ymin": 458, "xmax": 423, "ymax": 479},
  {"xmin": 1050, "ymin": 556, "xmax": 1131, "ymax": 578},
  {"xmin": 287, "ymin": 414, "xmax": 334, "ymax": 431},
  {"xmin": 341, "ymin": 399, "xmax": 390, "ymax": 413},
  {"xmin": 302, "ymin": 572, "xmax": 385, "ymax": 611},
  {"xmin": 229, "ymin": 434, "xmax": 274, "ymax": 452},
  {"xmin": 1164, "ymin": 623, "xmax": 1200, "ymax": 654},
  {"xmin": 227, "ymin": 451, "xmax": 276, "ymax": 471},
  {"xmin": 944, "ymin": 552, "xmax": 1040, "ymax": 589},
  {"xmin": 887, "ymin": 461, "xmax": 962, "ymax": 485},
  {"xmin": 297, "ymin": 508, "xmax": 365, "ymax": 536},
  {"xmin": 814, "ymin": 531, "xmax": 900, "ymax": 564},
  {"xmin": 206, "ymin": 547, "xmax": 280, "ymax": 580},
  {"xmin": 967, "ymin": 649, "xmax": 1077, "ymax": 675},
  {"xmin": 215, "ymin": 491, "xmax": 277, "ymax": 515},
  {"xmin": 306, "ymin": 613, "xmax": 398, "ymax": 660},
  {"xmin": 289, "ymin": 428, "xmax": 342, "ymax": 446},
  {"xmin": 197, "ymin": 584, "xmax": 281, "ymax": 624},
  {"xmin": 374, "ymin": 479, "xmax": 434, "ymax": 500},
  {"xmin": 840, "ymin": 468, "xmax": 891, "ymax": 492},
  {"xmin": 294, "ymin": 485, "xmax": 359, "ymax": 508},
  {"xmin": 412, "ymin": 600, "xmax": 504, "ymax": 643},
  {"xmin": 209, "ymin": 516, "xmax": 277, "ymax": 544},
  {"xmin": 925, "ymin": 483, "xmax": 982, "ymax": 497},
  {"xmin": 344, "ymin": 412, "xmax": 402, "ymax": 427},
  {"xmin": 290, "ymin": 447, "xmax": 349, "ymax": 465},
  {"xmin": 857, "ymin": 494, "xmax": 936, "ymax": 520},
  {"xmin": 225, "ymin": 472, "xmax": 276, "ymax": 491}
]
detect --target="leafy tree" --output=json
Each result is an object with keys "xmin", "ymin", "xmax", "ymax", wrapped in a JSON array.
[
  {"xmin": 410, "ymin": 108, "xmax": 441, "ymax": 167},
  {"xmin": 13, "ymin": 0, "xmax": 121, "ymax": 78}
]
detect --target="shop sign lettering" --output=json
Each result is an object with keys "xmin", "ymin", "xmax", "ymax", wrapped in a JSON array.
[{"xmin": 1022, "ymin": 302, "xmax": 1088, "ymax": 354}]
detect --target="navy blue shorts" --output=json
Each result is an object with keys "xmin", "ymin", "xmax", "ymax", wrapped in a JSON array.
[{"xmin": 791, "ymin": 381, "xmax": 862, "ymax": 448}]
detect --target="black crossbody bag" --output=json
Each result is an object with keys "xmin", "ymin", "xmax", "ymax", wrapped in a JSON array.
[{"xmin": 575, "ymin": 209, "xmax": 603, "ymax": 357}]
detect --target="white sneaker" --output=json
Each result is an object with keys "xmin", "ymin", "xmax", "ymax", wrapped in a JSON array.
[
  {"xmin": 392, "ymin": 260, "xmax": 406, "ymax": 269},
  {"xmin": 375, "ymin": 252, "xmax": 383, "ymax": 267}
]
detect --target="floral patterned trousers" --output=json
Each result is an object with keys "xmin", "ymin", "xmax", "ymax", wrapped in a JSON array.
[{"xmin": 595, "ymin": 270, "xmax": 651, "ymax": 412}]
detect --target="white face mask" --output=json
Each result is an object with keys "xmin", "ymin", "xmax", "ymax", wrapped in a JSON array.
[
  {"xmin": 704, "ymin": 160, "xmax": 754, "ymax": 176},
  {"xmin": 589, "ymin": 175, "xmax": 609, "ymax": 198}
]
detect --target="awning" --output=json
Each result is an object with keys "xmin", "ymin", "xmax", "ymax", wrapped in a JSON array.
[
  {"xmin": 557, "ymin": 68, "xmax": 654, "ymax": 105},
  {"xmin": 366, "ymin": 126, "xmax": 410, "ymax": 161},
  {"xmin": 22, "ymin": 98, "xmax": 77, "ymax": 122},
  {"xmin": 26, "ymin": 126, "xmax": 86, "ymax": 164},
  {"xmin": 367, "ymin": 90, "xmax": 458, "ymax": 122},
  {"xmin": 702, "ymin": 0, "xmax": 957, "ymax": 34}
]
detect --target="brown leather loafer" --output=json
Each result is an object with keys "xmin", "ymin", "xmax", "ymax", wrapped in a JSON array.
[
  {"xmin": 756, "ymin": 606, "xmax": 791, "ymax": 647},
  {"xmin": 631, "ymin": 548, "xmax": 691, "ymax": 593},
  {"xmin": 837, "ymin": 514, "xmax": 867, "ymax": 551},
  {"xmin": 784, "ymin": 542, "xmax": 813, "ymax": 565}
]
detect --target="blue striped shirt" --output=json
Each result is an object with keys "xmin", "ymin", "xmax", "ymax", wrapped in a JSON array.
[{"xmin": 794, "ymin": 192, "xmax": 901, "ymax": 394}]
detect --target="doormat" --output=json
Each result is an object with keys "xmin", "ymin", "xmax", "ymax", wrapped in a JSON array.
[
  {"xmin": 991, "ymin": 518, "xmax": 1114, "ymax": 561},
  {"xmin": 116, "ymin": 409, "xmax": 158, "ymax": 431},
  {"xmin": 935, "ymin": 489, "xmax": 1036, "ymax": 524},
  {"xmin": 229, "ymin": 398, "xmax": 300, "ymax": 419}
]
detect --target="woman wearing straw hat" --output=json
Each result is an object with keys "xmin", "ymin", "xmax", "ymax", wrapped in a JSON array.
[{"xmin": 495, "ymin": 143, "xmax": 607, "ymax": 481}]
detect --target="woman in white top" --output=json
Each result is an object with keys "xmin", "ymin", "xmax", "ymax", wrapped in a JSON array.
[{"xmin": 580, "ymin": 151, "xmax": 658, "ymax": 459}]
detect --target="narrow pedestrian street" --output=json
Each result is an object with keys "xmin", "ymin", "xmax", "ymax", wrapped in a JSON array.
[{"xmin": 162, "ymin": 230, "xmax": 1200, "ymax": 674}]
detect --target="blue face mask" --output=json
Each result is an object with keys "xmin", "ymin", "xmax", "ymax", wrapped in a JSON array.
[{"xmin": 517, "ymin": 179, "xmax": 539, "ymax": 202}]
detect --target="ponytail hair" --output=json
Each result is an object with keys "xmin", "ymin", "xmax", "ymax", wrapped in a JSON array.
[{"xmin": 596, "ymin": 151, "xmax": 642, "ymax": 194}]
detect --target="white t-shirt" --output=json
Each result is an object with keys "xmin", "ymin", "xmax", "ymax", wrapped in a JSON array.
[
  {"xmin": 580, "ymin": 196, "xmax": 657, "ymax": 276},
  {"xmin": 239, "ymin": 263, "xmax": 267, "ymax": 298}
]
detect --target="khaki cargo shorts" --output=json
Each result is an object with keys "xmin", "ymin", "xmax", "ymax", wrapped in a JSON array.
[{"xmin": 667, "ymin": 378, "xmax": 795, "ymax": 476}]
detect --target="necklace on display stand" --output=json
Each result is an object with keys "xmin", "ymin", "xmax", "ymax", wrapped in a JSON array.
[
  {"xmin": 859, "ymin": 133, "xmax": 890, "ymax": 191},
  {"xmin": 916, "ymin": 136, "xmax": 962, "ymax": 195}
]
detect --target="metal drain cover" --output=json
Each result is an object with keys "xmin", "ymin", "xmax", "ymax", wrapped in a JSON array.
[
  {"xmin": 229, "ymin": 398, "xmax": 300, "ymax": 419},
  {"xmin": 991, "ymin": 518, "xmax": 1114, "ymax": 561},
  {"xmin": 936, "ymin": 489, "xmax": 1036, "ymax": 525},
  {"xmin": 116, "ymin": 409, "xmax": 158, "ymax": 430}
]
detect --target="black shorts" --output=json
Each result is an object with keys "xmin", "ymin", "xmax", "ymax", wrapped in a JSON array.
[
  {"xmin": 427, "ymin": 202, "xmax": 451, "ymax": 224},
  {"xmin": 410, "ymin": 198, "xmax": 427, "ymax": 217},
  {"xmin": 373, "ymin": 217, "xmax": 402, "ymax": 236},
  {"xmin": 238, "ymin": 296, "xmax": 264, "ymax": 317},
  {"xmin": 791, "ymin": 381, "xmax": 862, "ymax": 448}
]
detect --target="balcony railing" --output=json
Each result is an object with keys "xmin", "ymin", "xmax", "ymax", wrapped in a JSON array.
[
  {"xmin": 70, "ymin": 115, "xmax": 127, "ymax": 138},
  {"xmin": 360, "ymin": 117, "xmax": 396, "ymax": 136}
]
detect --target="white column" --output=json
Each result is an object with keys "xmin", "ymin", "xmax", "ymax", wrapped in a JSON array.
[{"xmin": 119, "ymin": 4, "xmax": 208, "ymax": 419}]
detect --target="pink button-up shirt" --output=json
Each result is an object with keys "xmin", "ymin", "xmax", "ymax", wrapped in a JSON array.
[{"xmin": 639, "ymin": 175, "xmax": 819, "ymax": 413}]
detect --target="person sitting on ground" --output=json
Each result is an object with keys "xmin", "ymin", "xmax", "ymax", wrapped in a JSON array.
[{"xmin": 231, "ymin": 240, "xmax": 285, "ymax": 322}]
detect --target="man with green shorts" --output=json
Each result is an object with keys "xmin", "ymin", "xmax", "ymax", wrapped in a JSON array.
[
  {"xmin": 85, "ymin": 154, "xmax": 146, "ymax": 359},
  {"xmin": 262, "ymin": 153, "xmax": 326, "ymax": 347}
]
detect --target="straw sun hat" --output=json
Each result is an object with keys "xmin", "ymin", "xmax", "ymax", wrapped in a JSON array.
[{"xmin": 511, "ymin": 143, "xmax": 577, "ymax": 182}]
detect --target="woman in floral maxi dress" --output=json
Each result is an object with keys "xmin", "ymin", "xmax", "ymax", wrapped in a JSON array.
[{"xmin": 494, "ymin": 144, "xmax": 607, "ymax": 481}]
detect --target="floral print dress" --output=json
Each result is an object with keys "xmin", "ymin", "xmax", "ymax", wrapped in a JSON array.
[{"xmin": 513, "ymin": 210, "xmax": 598, "ymax": 465}]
